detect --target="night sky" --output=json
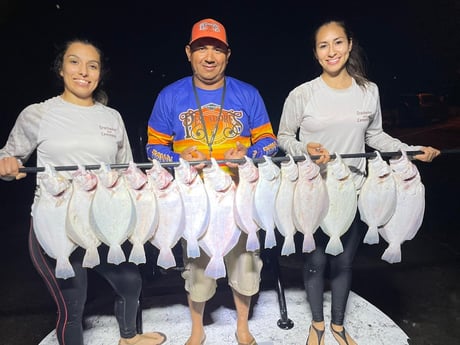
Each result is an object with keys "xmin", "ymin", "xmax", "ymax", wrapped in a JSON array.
[{"xmin": 1, "ymin": 0, "xmax": 459, "ymax": 161}]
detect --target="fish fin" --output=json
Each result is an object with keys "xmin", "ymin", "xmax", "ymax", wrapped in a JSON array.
[
  {"xmin": 107, "ymin": 244, "xmax": 126, "ymax": 265},
  {"xmin": 156, "ymin": 247, "xmax": 177, "ymax": 269},
  {"xmin": 128, "ymin": 242, "xmax": 146, "ymax": 264},
  {"xmin": 325, "ymin": 236, "xmax": 344, "ymax": 256},
  {"xmin": 281, "ymin": 235, "xmax": 296, "ymax": 256},
  {"xmin": 263, "ymin": 228, "xmax": 277, "ymax": 249},
  {"xmin": 204, "ymin": 255, "xmax": 227, "ymax": 279},
  {"xmin": 246, "ymin": 231, "xmax": 260, "ymax": 252},
  {"xmin": 186, "ymin": 238, "xmax": 201, "ymax": 258},
  {"xmin": 55, "ymin": 257, "xmax": 75, "ymax": 279},
  {"xmin": 363, "ymin": 226, "xmax": 380, "ymax": 245},
  {"xmin": 381, "ymin": 242, "xmax": 402, "ymax": 263},
  {"xmin": 222, "ymin": 228, "xmax": 242, "ymax": 255},
  {"xmin": 82, "ymin": 246, "xmax": 100, "ymax": 268},
  {"xmin": 302, "ymin": 232, "xmax": 316, "ymax": 253}
]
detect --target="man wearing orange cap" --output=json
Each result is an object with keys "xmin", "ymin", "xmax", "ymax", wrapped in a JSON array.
[{"xmin": 146, "ymin": 18, "xmax": 278, "ymax": 345}]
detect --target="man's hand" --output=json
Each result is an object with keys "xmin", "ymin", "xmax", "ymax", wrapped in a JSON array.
[
  {"xmin": 180, "ymin": 146, "xmax": 207, "ymax": 170},
  {"xmin": 224, "ymin": 142, "xmax": 247, "ymax": 168}
]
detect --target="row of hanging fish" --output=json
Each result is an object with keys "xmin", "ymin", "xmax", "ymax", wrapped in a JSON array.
[{"xmin": 31, "ymin": 151, "xmax": 425, "ymax": 279}]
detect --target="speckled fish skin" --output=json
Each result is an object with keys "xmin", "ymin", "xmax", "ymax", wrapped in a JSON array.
[
  {"xmin": 174, "ymin": 158, "xmax": 210, "ymax": 259},
  {"xmin": 293, "ymin": 154, "xmax": 329, "ymax": 253},
  {"xmin": 147, "ymin": 160, "xmax": 185, "ymax": 269},
  {"xmin": 253, "ymin": 155, "xmax": 281, "ymax": 249},
  {"xmin": 66, "ymin": 165, "xmax": 101, "ymax": 268},
  {"xmin": 274, "ymin": 155, "xmax": 299, "ymax": 256},
  {"xmin": 379, "ymin": 151, "xmax": 425, "ymax": 263},
  {"xmin": 320, "ymin": 153, "xmax": 358, "ymax": 256},
  {"xmin": 123, "ymin": 161, "xmax": 159, "ymax": 265},
  {"xmin": 358, "ymin": 151, "xmax": 397, "ymax": 245},
  {"xmin": 234, "ymin": 156, "xmax": 260, "ymax": 252},
  {"xmin": 32, "ymin": 164, "xmax": 77, "ymax": 279},
  {"xmin": 90, "ymin": 163, "xmax": 136, "ymax": 265},
  {"xmin": 200, "ymin": 158, "xmax": 240, "ymax": 279}
]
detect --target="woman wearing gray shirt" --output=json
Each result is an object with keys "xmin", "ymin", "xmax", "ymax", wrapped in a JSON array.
[{"xmin": 277, "ymin": 19, "xmax": 439, "ymax": 345}]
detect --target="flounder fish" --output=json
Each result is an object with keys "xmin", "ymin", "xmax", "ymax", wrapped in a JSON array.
[
  {"xmin": 379, "ymin": 151, "xmax": 425, "ymax": 263},
  {"xmin": 123, "ymin": 161, "xmax": 159, "ymax": 265},
  {"xmin": 253, "ymin": 155, "xmax": 281, "ymax": 249},
  {"xmin": 90, "ymin": 163, "xmax": 135, "ymax": 265},
  {"xmin": 234, "ymin": 156, "xmax": 260, "ymax": 252},
  {"xmin": 66, "ymin": 165, "xmax": 101, "ymax": 268},
  {"xmin": 200, "ymin": 158, "xmax": 240, "ymax": 279},
  {"xmin": 174, "ymin": 158, "xmax": 210, "ymax": 258},
  {"xmin": 274, "ymin": 154, "xmax": 299, "ymax": 256},
  {"xmin": 293, "ymin": 153, "xmax": 329, "ymax": 253},
  {"xmin": 358, "ymin": 151, "xmax": 397, "ymax": 245},
  {"xmin": 320, "ymin": 153, "xmax": 357, "ymax": 256},
  {"xmin": 32, "ymin": 164, "xmax": 77, "ymax": 279},
  {"xmin": 147, "ymin": 160, "xmax": 185, "ymax": 269}
]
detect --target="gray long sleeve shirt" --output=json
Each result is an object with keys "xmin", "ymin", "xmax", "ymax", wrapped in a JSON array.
[{"xmin": 277, "ymin": 76, "xmax": 420, "ymax": 189}]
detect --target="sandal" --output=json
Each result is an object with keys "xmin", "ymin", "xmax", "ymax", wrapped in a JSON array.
[
  {"xmin": 330, "ymin": 324, "xmax": 355, "ymax": 345},
  {"xmin": 306, "ymin": 323, "xmax": 325, "ymax": 345}
]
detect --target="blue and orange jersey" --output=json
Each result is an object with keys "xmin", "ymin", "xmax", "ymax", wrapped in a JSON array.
[{"xmin": 146, "ymin": 76, "xmax": 278, "ymax": 163}]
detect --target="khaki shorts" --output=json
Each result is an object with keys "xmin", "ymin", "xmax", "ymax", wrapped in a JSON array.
[{"xmin": 181, "ymin": 232, "xmax": 263, "ymax": 302}]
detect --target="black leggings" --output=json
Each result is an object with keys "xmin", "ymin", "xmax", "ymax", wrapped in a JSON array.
[
  {"xmin": 28, "ymin": 221, "xmax": 143, "ymax": 345},
  {"xmin": 303, "ymin": 212, "xmax": 365, "ymax": 325}
]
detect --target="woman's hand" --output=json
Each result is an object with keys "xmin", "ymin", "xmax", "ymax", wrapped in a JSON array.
[
  {"xmin": 0, "ymin": 157, "xmax": 27, "ymax": 180},
  {"xmin": 414, "ymin": 146, "xmax": 441, "ymax": 162},
  {"xmin": 307, "ymin": 142, "xmax": 330, "ymax": 164}
]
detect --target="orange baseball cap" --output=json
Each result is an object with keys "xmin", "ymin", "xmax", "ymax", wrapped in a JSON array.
[{"xmin": 189, "ymin": 18, "xmax": 228, "ymax": 47}]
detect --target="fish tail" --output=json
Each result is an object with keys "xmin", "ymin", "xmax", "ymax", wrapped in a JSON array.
[
  {"xmin": 186, "ymin": 239, "xmax": 201, "ymax": 258},
  {"xmin": 156, "ymin": 248, "xmax": 177, "ymax": 269},
  {"xmin": 302, "ymin": 232, "xmax": 316, "ymax": 253},
  {"xmin": 363, "ymin": 226, "xmax": 380, "ymax": 245},
  {"xmin": 381, "ymin": 243, "xmax": 402, "ymax": 263},
  {"xmin": 246, "ymin": 231, "xmax": 260, "ymax": 252},
  {"xmin": 325, "ymin": 236, "xmax": 344, "ymax": 256},
  {"xmin": 55, "ymin": 257, "xmax": 76, "ymax": 280},
  {"xmin": 263, "ymin": 228, "xmax": 277, "ymax": 249},
  {"xmin": 281, "ymin": 235, "xmax": 296, "ymax": 256},
  {"xmin": 204, "ymin": 255, "xmax": 226, "ymax": 279},
  {"xmin": 107, "ymin": 244, "xmax": 126, "ymax": 265},
  {"xmin": 82, "ymin": 246, "xmax": 100, "ymax": 268},
  {"xmin": 128, "ymin": 242, "xmax": 146, "ymax": 265}
]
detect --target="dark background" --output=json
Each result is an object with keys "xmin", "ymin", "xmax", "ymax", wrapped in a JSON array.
[{"xmin": 1, "ymin": 1, "xmax": 459, "ymax": 344}]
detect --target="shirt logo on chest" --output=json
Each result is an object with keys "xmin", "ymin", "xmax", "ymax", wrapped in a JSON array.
[{"xmin": 180, "ymin": 103, "xmax": 243, "ymax": 145}]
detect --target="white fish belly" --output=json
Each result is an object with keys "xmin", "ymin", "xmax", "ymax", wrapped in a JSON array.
[{"xmin": 32, "ymin": 189, "xmax": 77, "ymax": 279}]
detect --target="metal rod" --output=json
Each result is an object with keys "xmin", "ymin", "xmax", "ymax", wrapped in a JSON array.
[{"xmin": 17, "ymin": 149, "xmax": 458, "ymax": 174}]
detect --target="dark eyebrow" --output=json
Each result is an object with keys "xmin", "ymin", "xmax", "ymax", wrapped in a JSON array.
[{"xmin": 66, "ymin": 54, "xmax": 100, "ymax": 65}]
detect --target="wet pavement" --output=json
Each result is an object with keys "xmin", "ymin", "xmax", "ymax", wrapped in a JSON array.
[{"xmin": 0, "ymin": 116, "xmax": 459, "ymax": 345}]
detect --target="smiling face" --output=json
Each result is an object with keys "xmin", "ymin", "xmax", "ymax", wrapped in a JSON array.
[
  {"xmin": 314, "ymin": 21, "xmax": 352, "ymax": 78},
  {"xmin": 185, "ymin": 37, "xmax": 230, "ymax": 90},
  {"xmin": 59, "ymin": 42, "xmax": 101, "ymax": 106}
]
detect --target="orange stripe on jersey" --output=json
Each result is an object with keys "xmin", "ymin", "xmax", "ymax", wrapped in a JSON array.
[
  {"xmin": 173, "ymin": 137, "xmax": 251, "ymax": 161},
  {"xmin": 250, "ymin": 123, "xmax": 276, "ymax": 142},
  {"xmin": 147, "ymin": 127, "xmax": 173, "ymax": 146}
]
